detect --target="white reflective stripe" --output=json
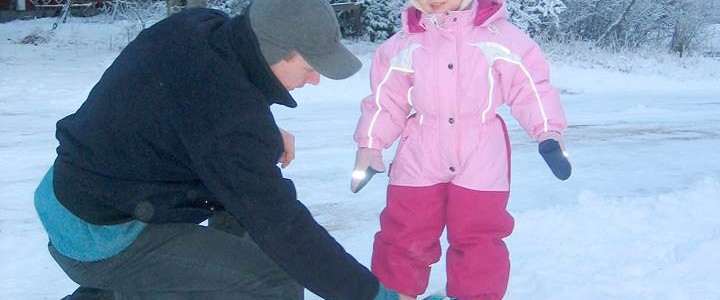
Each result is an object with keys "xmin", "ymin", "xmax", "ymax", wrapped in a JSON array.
[
  {"xmin": 366, "ymin": 67, "xmax": 414, "ymax": 149},
  {"xmin": 481, "ymin": 68, "xmax": 494, "ymax": 123},
  {"xmin": 390, "ymin": 67, "xmax": 414, "ymax": 73},
  {"xmin": 419, "ymin": 114, "xmax": 424, "ymax": 124},
  {"xmin": 469, "ymin": 41, "xmax": 549, "ymax": 132},
  {"xmin": 367, "ymin": 44, "xmax": 421, "ymax": 148},
  {"xmin": 366, "ymin": 70, "xmax": 392, "ymax": 149},
  {"xmin": 489, "ymin": 24, "xmax": 499, "ymax": 34},
  {"xmin": 495, "ymin": 57, "xmax": 549, "ymax": 132},
  {"xmin": 352, "ymin": 170, "xmax": 367, "ymax": 179},
  {"xmin": 407, "ymin": 86, "xmax": 415, "ymax": 107}
]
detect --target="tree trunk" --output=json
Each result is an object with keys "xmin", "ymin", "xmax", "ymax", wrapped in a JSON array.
[
  {"xmin": 670, "ymin": 21, "xmax": 684, "ymax": 57},
  {"xmin": 596, "ymin": 0, "xmax": 638, "ymax": 45}
]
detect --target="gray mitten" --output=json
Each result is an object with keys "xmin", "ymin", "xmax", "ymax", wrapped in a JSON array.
[{"xmin": 350, "ymin": 148, "xmax": 385, "ymax": 193}]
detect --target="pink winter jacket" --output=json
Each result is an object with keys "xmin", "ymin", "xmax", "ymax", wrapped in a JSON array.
[{"xmin": 354, "ymin": 0, "xmax": 567, "ymax": 192}]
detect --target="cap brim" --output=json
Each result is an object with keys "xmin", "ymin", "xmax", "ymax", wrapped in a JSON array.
[{"xmin": 303, "ymin": 42, "xmax": 362, "ymax": 80}]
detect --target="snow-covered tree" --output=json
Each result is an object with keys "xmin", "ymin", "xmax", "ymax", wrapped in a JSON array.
[
  {"xmin": 506, "ymin": 0, "xmax": 567, "ymax": 39},
  {"xmin": 361, "ymin": 0, "xmax": 405, "ymax": 42},
  {"xmin": 667, "ymin": 0, "xmax": 719, "ymax": 56},
  {"xmin": 560, "ymin": 0, "xmax": 720, "ymax": 51},
  {"xmin": 202, "ymin": 0, "xmax": 718, "ymax": 54}
]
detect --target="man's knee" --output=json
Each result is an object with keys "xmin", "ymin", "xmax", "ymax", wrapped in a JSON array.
[{"xmin": 208, "ymin": 212, "xmax": 246, "ymax": 237}]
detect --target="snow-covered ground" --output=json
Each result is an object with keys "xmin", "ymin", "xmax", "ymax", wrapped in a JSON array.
[{"xmin": 1, "ymin": 16, "xmax": 719, "ymax": 300}]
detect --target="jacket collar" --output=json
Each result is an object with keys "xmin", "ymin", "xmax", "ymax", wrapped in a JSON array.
[
  {"xmin": 222, "ymin": 14, "xmax": 297, "ymax": 108},
  {"xmin": 404, "ymin": 0, "xmax": 504, "ymax": 33}
]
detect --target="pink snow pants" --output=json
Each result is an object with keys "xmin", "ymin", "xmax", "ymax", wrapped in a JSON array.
[{"xmin": 371, "ymin": 184, "xmax": 514, "ymax": 300}]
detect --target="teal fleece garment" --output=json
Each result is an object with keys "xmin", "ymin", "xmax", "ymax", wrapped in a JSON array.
[
  {"xmin": 374, "ymin": 284, "xmax": 400, "ymax": 300},
  {"xmin": 34, "ymin": 167, "xmax": 146, "ymax": 262}
]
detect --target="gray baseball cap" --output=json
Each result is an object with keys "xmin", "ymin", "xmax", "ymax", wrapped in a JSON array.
[{"xmin": 249, "ymin": 0, "xmax": 362, "ymax": 80}]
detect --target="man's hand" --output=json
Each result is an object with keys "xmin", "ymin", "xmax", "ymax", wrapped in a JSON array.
[
  {"xmin": 278, "ymin": 127, "xmax": 295, "ymax": 168},
  {"xmin": 538, "ymin": 131, "xmax": 572, "ymax": 181},
  {"xmin": 350, "ymin": 148, "xmax": 385, "ymax": 193}
]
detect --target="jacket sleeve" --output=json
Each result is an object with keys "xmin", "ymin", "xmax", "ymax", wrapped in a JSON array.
[
  {"xmin": 176, "ymin": 93, "xmax": 378, "ymax": 300},
  {"xmin": 354, "ymin": 41, "xmax": 414, "ymax": 150},
  {"xmin": 499, "ymin": 35, "xmax": 567, "ymax": 140}
]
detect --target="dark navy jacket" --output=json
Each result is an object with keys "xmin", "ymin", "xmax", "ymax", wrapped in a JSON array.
[{"xmin": 52, "ymin": 8, "xmax": 378, "ymax": 300}]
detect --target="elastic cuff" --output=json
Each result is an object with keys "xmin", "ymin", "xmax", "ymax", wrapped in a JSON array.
[
  {"xmin": 374, "ymin": 284, "xmax": 400, "ymax": 300},
  {"xmin": 357, "ymin": 143, "xmax": 383, "ymax": 151},
  {"xmin": 536, "ymin": 130, "xmax": 562, "ymax": 142}
]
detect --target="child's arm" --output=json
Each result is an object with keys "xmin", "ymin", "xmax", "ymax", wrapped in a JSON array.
[
  {"xmin": 499, "ymin": 39, "xmax": 571, "ymax": 180},
  {"xmin": 354, "ymin": 43, "xmax": 415, "ymax": 150},
  {"xmin": 351, "ymin": 42, "xmax": 415, "ymax": 192},
  {"xmin": 501, "ymin": 41, "xmax": 566, "ymax": 139}
]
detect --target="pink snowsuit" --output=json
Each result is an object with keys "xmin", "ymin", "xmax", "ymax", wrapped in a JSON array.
[{"xmin": 354, "ymin": 0, "xmax": 567, "ymax": 299}]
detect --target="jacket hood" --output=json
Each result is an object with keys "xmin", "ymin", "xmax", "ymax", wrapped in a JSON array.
[{"xmin": 401, "ymin": 0, "xmax": 506, "ymax": 33}]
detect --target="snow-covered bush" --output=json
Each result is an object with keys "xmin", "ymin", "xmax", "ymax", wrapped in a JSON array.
[{"xmin": 209, "ymin": 0, "xmax": 249, "ymax": 15}]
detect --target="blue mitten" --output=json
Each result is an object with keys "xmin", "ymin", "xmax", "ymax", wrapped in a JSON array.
[{"xmin": 538, "ymin": 132, "xmax": 572, "ymax": 181}]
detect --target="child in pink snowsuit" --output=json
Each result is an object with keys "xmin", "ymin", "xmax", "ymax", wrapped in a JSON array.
[{"xmin": 350, "ymin": 0, "xmax": 571, "ymax": 299}]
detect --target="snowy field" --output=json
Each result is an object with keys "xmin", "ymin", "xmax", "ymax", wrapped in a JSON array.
[{"xmin": 2, "ymin": 16, "xmax": 720, "ymax": 300}]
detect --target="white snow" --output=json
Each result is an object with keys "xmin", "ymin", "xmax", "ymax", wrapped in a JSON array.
[{"xmin": 1, "ymin": 15, "xmax": 719, "ymax": 300}]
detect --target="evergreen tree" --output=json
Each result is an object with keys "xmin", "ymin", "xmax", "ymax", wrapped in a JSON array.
[{"xmin": 361, "ymin": 0, "xmax": 405, "ymax": 42}]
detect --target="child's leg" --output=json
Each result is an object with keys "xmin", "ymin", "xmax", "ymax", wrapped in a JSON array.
[
  {"xmin": 445, "ymin": 184, "xmax": 514, "ymax": 300},
  {"xmin": 372, "ymin": 184, "xmax": 449, "ymax": 297}
]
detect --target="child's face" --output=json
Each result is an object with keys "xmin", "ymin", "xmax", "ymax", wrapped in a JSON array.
[{"xmin": 415, "ymin": 0, "xmax": 464, "ymax": 14}]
